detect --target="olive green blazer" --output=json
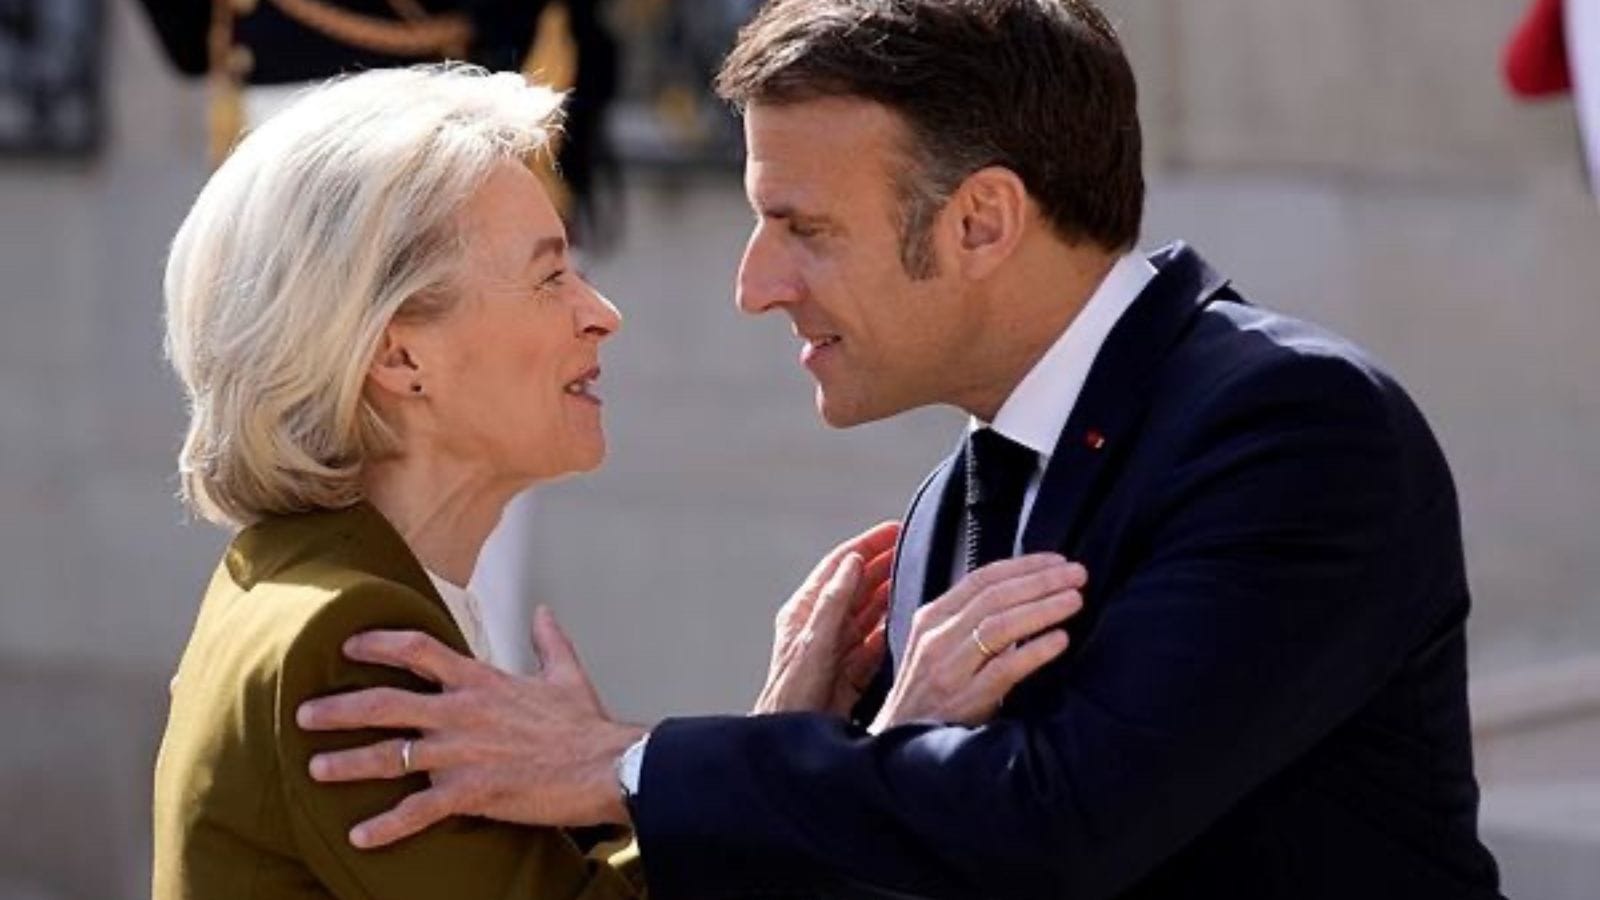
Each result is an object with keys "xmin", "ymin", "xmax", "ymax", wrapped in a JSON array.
[{"xmin": 152, "ymin": 502, "xmax": 644, "ymax": 900}]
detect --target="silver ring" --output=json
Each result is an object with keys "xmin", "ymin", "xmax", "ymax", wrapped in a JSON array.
[
  {"xmin": 400, "ymin": 738, "xmax": 415, "ymax": 775},
  {"xmin": 971, "ymin": 624, "xmax": 1001, "ymax": 661}
]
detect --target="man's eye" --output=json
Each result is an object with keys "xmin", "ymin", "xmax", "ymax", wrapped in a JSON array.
[
  {"xmin": 540, "ymin": 269, "xmax": 568, "ymax": 289},
  {"xmin": 789, "ymin": 221, "xmax": 822, "ymax": 238}
]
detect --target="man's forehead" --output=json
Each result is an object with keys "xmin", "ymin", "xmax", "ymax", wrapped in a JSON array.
[
  {"xmin": 745, "ymin": 96, "xmax": 906, "ymax": 152},
  {"xmin": 743, "ymin": 98, "xmax": 906, "ymax": 205}
]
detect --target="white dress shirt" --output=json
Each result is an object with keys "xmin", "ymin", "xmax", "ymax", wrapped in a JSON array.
[
  {"xmin": 950, "ymin": 251, "xmax": 1156, "ymax": 586},
  {"xmin": 424, "ymin": 568, "xmax": 495, "ymax": 668}
]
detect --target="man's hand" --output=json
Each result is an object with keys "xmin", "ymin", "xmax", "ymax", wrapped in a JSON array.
[
  {"xmin": 871, "ymin": 554, "xmax": 1086, "ymax": 732},
  {"xmin": 296, "ymin": 606, "xmax": 645, "ymax": 849},
  {"xmin": 754, "ymin": 521, "xmax": 899, "ymax": 716}
]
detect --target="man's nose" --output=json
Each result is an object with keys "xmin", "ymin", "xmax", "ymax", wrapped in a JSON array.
[{"xmin": 736, "ymin": 229, "xmax": 800, "ymax": 315}]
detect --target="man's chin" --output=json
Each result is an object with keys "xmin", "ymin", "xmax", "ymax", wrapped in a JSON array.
[{"xmin": 815, "ymin": 389, "xmax": 895, "ymax": 429}]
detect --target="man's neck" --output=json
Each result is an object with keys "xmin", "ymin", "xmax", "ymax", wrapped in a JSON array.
[{"xmin": 953, "ymin": 240, "xmax": 1121, "ymax": 422}]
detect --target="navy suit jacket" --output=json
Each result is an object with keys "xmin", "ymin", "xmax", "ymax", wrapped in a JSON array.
[{"xmin": 631, "ymin": 245, "xmax": 1503, "ymax": 899}]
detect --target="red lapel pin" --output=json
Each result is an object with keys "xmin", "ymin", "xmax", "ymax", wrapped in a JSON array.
[{"xmin": 1085, "ymin": 428, "xmax": 1107, "ymax": 450}]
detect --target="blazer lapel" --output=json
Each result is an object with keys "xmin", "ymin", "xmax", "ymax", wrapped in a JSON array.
[
  {"xmin": 227, "ymin": 501, "xmax": 452, "ymax": 624},
  {"xmin": 1020, "ymin": 242, "xmax": 1238, "ymax": 558}
]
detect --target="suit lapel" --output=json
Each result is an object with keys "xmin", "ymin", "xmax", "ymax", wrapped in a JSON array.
[
  {"xmin": 886, "ymin": 445, "xmax": 963, "ymax": 667},
  {"xmin": 865, "ymin": 243, "xmax": 1237, "ymax": 710},
  {"xmin": 1020, "ymin": 242, "xmax": 1236, "ymax": 558}
]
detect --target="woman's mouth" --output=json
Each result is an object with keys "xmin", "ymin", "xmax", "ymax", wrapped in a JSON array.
[{"xmin": 564, "ymin": 367, "xmax": 601, "ymax": 405}]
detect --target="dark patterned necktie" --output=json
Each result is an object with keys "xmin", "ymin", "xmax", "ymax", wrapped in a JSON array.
[{"xmin": 964, "ymin": 428, "xmax": 1039, "ymax": 572}]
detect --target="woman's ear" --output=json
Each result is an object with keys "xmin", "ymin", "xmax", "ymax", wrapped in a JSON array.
[
  {"xmin": 367, "ymin": 322, "xmax": 424, "ymax": 400},
  {"xmin": 950, "ymin": 166, "xmax": 1029, "ymax": 281}
]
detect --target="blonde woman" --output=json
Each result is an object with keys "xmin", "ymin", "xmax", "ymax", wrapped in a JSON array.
[{"xmin": 153, "ymin": 65, "xmax": 1075, "ymax": 899}]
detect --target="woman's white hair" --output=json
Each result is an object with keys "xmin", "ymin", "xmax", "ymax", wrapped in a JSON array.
[{"xmin": 164, "ymin": 64, "xmax": 563, "ymax": 528}]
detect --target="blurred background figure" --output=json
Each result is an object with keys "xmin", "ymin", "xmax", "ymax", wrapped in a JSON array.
[
  {"xmin": 130, "ymin": 0, "xmax": 618, "ymax": 239},
  {"xmin": 1, "ymin": 2, "xmax": 1599, "ymax": 899},
  {"xmin": 1505, "ymin": 0, "xmax": 1600, "ymax": 201},
  {"xmin": 0, "ymin": 0, "xmax": 103, "ymax": 153}
]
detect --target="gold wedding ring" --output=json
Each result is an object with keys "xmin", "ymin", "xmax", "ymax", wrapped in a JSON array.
[
  {"xmin": 971, "ymin": 624, "xmax": 1001, "ymax": 660},
  {"xmin": 400, "ymin": 738, "xmax": 415, "ymax": 775}
]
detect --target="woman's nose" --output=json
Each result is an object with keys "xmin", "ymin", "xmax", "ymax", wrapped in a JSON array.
[{"xmin": 577, "ymin": 280, "xmax": 621, "ymax": 338}]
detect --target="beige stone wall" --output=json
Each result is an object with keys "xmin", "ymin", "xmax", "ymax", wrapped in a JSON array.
[
  {"xmin": 2, "ymin": 1, "xmax": 1597, "ymax": 896},
  {"xmin": 1115, "ymin": 0, "xmax": 1582, "ymax": 177}
]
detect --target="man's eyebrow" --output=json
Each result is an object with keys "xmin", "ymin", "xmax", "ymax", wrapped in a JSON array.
[
  {"xmin": 529, "ymin": 236, "xmax": 567, "ymax": 266},
  {"xmin": 757, "ymin": 203, "xmax": 832, "ymax": 226}
]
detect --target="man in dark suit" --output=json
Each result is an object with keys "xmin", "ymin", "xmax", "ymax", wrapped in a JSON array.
[{"xmin": 297, "ymin": 1, "xmax": 1504, "ymax": 896}]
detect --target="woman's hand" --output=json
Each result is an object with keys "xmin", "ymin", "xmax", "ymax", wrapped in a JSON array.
[
  {"xmin": 754, "ymin": 521, "xmax": 900, "ymax": 717},
  {"xmin": 870, "ymin": 554, "xmax": 1086, "ymax": 733}
]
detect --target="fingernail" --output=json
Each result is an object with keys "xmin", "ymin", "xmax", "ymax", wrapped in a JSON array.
[
  {"xmin": 350, "ymin": 825, "xmax": 371, "ymax": 848},
  {"xmin": 342, "ymin": 636, "xmax": 361, "ymax": 656},
  {"xmin": 308, "ymin": 755, "xmax": 328, "ymax": 780},
  {"xmin": 296, "ymin": 704, "xmax": 316, "ymax": 728}
]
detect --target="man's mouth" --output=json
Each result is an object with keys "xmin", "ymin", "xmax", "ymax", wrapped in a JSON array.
[
  {"xmin": 564, "ymin": 367, "xmax": 601, "ymax": 403},
  {"xmin": 799, "ymin": 333, "xmax": 841, "ymax": 366}
]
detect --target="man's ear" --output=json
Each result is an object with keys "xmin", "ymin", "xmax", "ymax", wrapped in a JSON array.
[
  {"xmin": 948, "ymin": 166, "xmax": 1029, "ymax": 281},
  {"xmin": 367, "ymin": 322, "xmax": 423, "ymax": 400}
]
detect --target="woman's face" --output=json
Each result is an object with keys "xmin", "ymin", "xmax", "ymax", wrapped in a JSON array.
[{"xmin": 397, "ymin": 160, "xmax": 621, "ymax": 484}]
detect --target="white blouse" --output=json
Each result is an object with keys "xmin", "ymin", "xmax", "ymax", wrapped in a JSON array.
[{"xmin": 423, "ymin": 569, "xmax": 495, "ymax": 667}]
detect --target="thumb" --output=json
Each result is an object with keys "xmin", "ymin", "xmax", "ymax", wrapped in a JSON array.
[
  {"xmin": 808, "ymin": 552, "xmax": 863, "ymax": 639},
  {"xmin": 530, "ymin": 605, "xmax": 584, "ymax": 683}
]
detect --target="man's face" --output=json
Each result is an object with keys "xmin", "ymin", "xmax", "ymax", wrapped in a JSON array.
[{"xmin": 738, "ymin": 98, "xmax": 969, "ymax": 427}]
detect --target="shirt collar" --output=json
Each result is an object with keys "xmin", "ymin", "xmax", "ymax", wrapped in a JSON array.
[
  {"xmin": 423, "ymin": 568, "xmax": 489, "ymax": 662},
  {"xmin": 973, "ymin": 251, "xmax": 1156, "ymax": 458}
]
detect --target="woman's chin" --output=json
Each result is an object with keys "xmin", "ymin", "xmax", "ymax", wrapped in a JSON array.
[
  {"xmin": 572, "ymin": 445, "xmax": 607, "ymax": 474},
  {"xmin": 526, "ymin": 440, "xmax": 607, "ymax": 483}
]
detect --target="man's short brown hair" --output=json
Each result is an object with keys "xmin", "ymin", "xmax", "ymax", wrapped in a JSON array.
[{"xmin": 716, "ymin": 0, "xmax": 1144, "ymax": 276}]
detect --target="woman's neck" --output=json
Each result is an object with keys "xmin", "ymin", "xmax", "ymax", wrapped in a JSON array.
[{"xmin": 362, "ymin": 454, "xmax": 518, "ymax": 587}]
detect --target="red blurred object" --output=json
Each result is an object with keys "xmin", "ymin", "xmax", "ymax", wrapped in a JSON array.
[{"xmin": 1505, "ymin": 0, "xmax": 1572, "ymax": 97}]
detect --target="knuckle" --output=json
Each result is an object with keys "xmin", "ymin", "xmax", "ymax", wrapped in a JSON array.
[
  {"xmin": 1032, "ymin": 567, "xmax": 1072, "ymax": 595},
  {"xmin": 400, "ymin": 791, "xmax": 438, "ymax": 822},
  {"xmin": 370, "ymin": 686, "xmax": 406, "ymax": 712},
  {"xmin": 397, "ymin": 632, "xmax": 431, "ymax": 662},
  {"xmin": 976, "ymin": 580, "xmax": 1026, "ymax": 612},
  {"xmin": 960, "ymin": 569, "xmax": 990, "ymax": 593},
  {"xmin": 924, "ymin": 618, "xmax": 957, "ymax": 650},
  {"xmin": 465, "ymin": 774, "xmax": 496, "ymax": 809},
  {"xmin": 969, "ymin": 563, "xmax": 1007, "ymax": 590},
  {"xmin": 1000, "ymin": 653, "xmax": 1033, "ymax": 681},
  {"xmin": 1038, "ymin": 567, "xmax": 1073, "ymax": 593}
]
